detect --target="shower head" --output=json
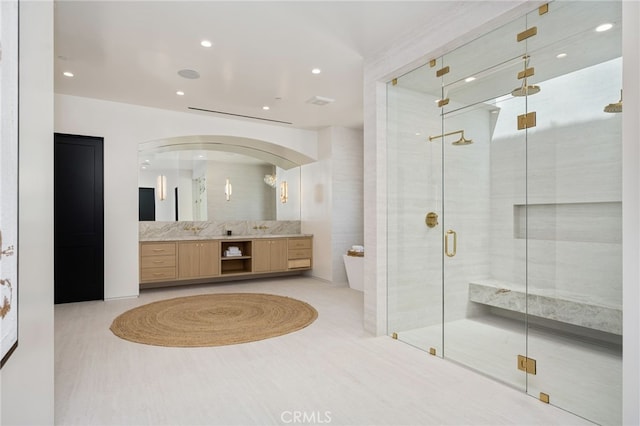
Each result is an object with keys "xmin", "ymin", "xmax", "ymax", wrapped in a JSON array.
[
  {"xmin": 452, "ymin": 134, "xmax": 473, "ymax": 146},
  {"xmin": 511, "ymin": 55, "xmax": 540, "ymax": 97},
  {"xmin": 428, "ymin": 130, "xmax": 473, "ymax": 146},
  {"xmin": 511, "ymin": 84, "xmax": 541, "ymax": 97},
  {"xmin": 604, "ymin": 90, "xmax": 622, "ymax": 113}
]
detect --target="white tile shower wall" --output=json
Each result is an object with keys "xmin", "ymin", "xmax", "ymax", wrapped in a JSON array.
[
  {"xmin": 331, "ymin": 127, "xmax": 364, "ymax": 285},
  {"xmin": 386, "ymin": 86, "xmax": 492, "ymax": 333},
  {"xmin": 489, "ymin": 59, "xmax": 622, "ymax": 309}
]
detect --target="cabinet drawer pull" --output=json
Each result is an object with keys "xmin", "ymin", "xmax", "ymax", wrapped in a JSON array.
[
  {"xmin": 152, "ymin": 260, "xmax": 164, "ymax": 264},
  {"xmin": 152, "ymin": 249, "xmax": 165, "ymax": 252}
]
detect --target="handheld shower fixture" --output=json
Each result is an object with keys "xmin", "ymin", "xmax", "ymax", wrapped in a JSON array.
[{"xmin": 428, "ymin": 130, "xmax": 473, "ymax": 146}]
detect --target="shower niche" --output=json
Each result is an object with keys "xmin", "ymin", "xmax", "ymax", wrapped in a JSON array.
[{"xmin": 386, "ymin": 2, "xmax": 622, "ymax": 425}]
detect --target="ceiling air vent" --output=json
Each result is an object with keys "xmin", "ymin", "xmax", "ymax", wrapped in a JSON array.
[{"xmin": 306, "ymin": 96, "xmax": 335, "ymax": 106}]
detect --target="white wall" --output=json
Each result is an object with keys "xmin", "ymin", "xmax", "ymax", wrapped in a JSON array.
[
  {"xmin": 55, "ymin": 94, "xmax": 318, "ymax": 299},
  {"xmin": 1, "ymin": 1, "xmax": 55, "ymax": 424},
  {"xmin": 301, "ymin": 128, "xmax": 333, "ymax": 281},
  {"xmin": 301, "ymin": 126, "xmax": 364, "ymax": 285},
  {"xmin": 622, "ymin": 2, "xmax": 640, "ymax": 424},
  {"xmin": 330, "ymin": 127, "xmax": 364, "ymax": 285}
]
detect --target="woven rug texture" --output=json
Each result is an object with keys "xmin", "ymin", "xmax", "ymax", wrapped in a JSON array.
[{"xmin": 110, "ymin": 292, "xmax": 318, "ymax": 347}]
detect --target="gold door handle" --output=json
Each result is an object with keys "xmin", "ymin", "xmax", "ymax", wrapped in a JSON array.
[{"xmin": 445, "ymin": 229, "xmax": 457, "ymax": 257}]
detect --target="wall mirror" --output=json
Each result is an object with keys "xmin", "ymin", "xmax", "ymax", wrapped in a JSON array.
[{"xmin": 138, "ymin": 138, "xmax": 305, "ymax": 222}]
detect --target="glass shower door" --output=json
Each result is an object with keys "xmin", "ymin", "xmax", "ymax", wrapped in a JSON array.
[
  {"xmin": 386, "ymin": 58, "xmax": 444, "ymax": 355},
  {"xmin": 438, "ymin": 13, "xmax": 530, "ymax": 389},
  {"xmin": 523, "ymin": 2, "xmax": 623, "ymax": 424}
]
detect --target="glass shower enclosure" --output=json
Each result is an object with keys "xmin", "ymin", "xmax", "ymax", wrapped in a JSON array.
[{"xmin": 386, "ymin": 2, "xmax": 622, "ymax": 424}]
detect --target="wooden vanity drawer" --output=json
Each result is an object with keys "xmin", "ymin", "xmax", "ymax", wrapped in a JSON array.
[
  {"xmin": 288, "ymin": 238, "xmax": 311, "ymax": 250},
  {"xmin": 140, "ymin": 267, "xmax": 176, "ymax": 281},
  {"xmin": 140, "ymin": 255, "xmax": 176, "ymax": 268},
  {"xmin": 288, "ymin": 259, "xmax": 311, "ymax": 269},
  {"xmin": 288, "ymin": 249, "xmax": 311, "ymax": 260},
  {"xmin": 140, "ymin": 242, "xmax": 176, "ymax": 257}
]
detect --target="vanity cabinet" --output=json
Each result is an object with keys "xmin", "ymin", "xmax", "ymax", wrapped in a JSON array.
[
  {"xmin": 177, "ymin": 240, "xmax": 220, "ymax": 279},
  {"xmin": 253, "ymin": 239, "xmax": 288, "ymax": 273},
  {"xmin": 139, "ymin": 235, "xmax": 312, "ymax": 288},
  {"xmin": 139, "ymin": 242, "xmax": 177, "ymax": 282}
]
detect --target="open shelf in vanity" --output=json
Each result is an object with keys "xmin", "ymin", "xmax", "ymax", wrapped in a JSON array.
[{"xmin": 220, "ymin": 240, "xmax": 252, "ymax": 275}]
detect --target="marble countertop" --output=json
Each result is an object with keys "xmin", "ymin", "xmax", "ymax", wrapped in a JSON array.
[{"xmin": 140, "ymin": 233, "xmax": 313, "ymax": 242}]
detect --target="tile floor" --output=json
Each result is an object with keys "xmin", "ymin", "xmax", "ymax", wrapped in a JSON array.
[
  {"xmin": 55, "ymin": 277, "xmax": 591, "ymax": 425},
  {"xmin": 399, "ymin": 316, "xmax": 621, "ymax": 425}
]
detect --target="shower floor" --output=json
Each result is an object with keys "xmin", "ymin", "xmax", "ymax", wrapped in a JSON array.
[{"xmin": 397, "ymin": 315, "xmax": 621, "ymax": 425}]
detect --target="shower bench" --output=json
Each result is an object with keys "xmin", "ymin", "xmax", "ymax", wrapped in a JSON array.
[{"xmin": 468, "ymin": 279, "xmax": 622, "ymax": 335}]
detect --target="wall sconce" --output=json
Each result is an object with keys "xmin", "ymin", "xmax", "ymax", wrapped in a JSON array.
[
  {"xmin": 225, "ymin": 178, "xmax": 232, "ymax": 201},
  {"xmin": 280, "ymin": 181, "xmax": 288, "ymax": 203},
  {"xmin": 156, "ymin": 175, "xmax": 167, "ymax": 201}
]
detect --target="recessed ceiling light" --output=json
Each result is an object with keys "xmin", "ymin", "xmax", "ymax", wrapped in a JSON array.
[
  {"xmin": 311, "ymin": 68, "xmax": 321, "ymax": 74},
  {"xmin": 262, "ymin": 106, "xmax": 270, "ymax": 110},
  {"xmin": 141, "ymin": 166, "xmax": 147, "ymax": 170},
  {"xmin": 63, "ymin": 71, "xmax": 74, "ymax": 77},
  {"xmin": 415, "ymin": 132, "xmax": 421, "ymax": 136},
  {"xmin": 198, "ymin": 155, "xmax": 204, "ymax": 159},
  {"xmin": 556, "ymin": 53, "xmax": 567, "ymax": 59},
  {"xmin": 200, "ymin": 40, "xmax": 212, "ymax": 48},
  {"xmin": 178, "ymin": 69, "xmax": 200, "ymax": 79},
  {"xmin": 596, "ymin": 23, "xmax": 613, "ymax": 32},
  {"xmin": 465, "ymin": 77, "xmax": 476, "ymax": 83},
  {"xmin": 176, "ymin": 91, "xmax": 185, "ymax": 96}
]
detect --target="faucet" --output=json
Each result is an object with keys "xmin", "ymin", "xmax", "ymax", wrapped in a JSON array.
[{"xmin": 183, "ymin": 224, "xmax": 203, "ymax": 235}]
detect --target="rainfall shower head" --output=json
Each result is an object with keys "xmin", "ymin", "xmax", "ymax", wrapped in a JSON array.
[
  {"xmin": 511, "ymin": 55, "xmax": 540, "ymax": 97},
  {"xmin": 429, "ymin": 130, "xmax": 473, "ymax": 146},
  {"xmin": 604, "ymin": 90, "xmax": 622, "ymax": 113},
  {"xmin": 452, "ymin": 134, "xmax": 473, "ymax": 146},
  {"xmin": 511, "ymin": 84, "xmax": 541, "ymax": 97}
]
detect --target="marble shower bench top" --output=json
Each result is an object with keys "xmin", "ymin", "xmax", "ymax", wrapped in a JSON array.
[{"xmin": 469, "ymin": 280, "xmax": 621, "ymax": 335}]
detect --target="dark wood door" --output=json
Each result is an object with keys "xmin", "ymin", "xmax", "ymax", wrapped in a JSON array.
[
  {"xmin": 139, "ymin": 187, "xmax": 155, "ymax": 221},
  {"xmin": 54, "ymin": 133, "xmax": 104, "ymax": 304}
]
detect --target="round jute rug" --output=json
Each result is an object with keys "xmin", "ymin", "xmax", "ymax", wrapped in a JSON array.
[{"xmin": 109, "ymin": 293, "xmax": 318, "ymax": 347}]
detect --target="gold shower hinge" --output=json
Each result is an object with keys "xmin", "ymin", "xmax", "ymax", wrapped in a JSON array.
[
  {"xmin": 429, "ymin": 347, "xmax": 437, "ymax": 356},
  {"xmin": 436, "ymin": 66, "xmax": 450, "ymax": 77},
  {"xmin": 517, "ymin": 26, "xmax": 538, "ymax": 42},
  {"xmin": 517, "ymin": 111, "xmax": 537, "ymax": 130},
  {"xmin": 539, "ymin": 392, "xmax": 550, "ymax": 403},
  {"xmin": 539, "ymin": 4, "xmax": 549, "ymax": 15},
  {"xmin": 517, "ymin": 67, "xmax": 535, "ymax": 79},
  {"xmin": 437, "ymin": 98, "xmax": 450, "ymax": 107},
  {"xmin": 429, "ymin": 59, "xmax": 437, "ymax": 68},
  {"xmin": 392, "ymin": 332, "xmax": 398, "ymax": 339},
  {"xmin": 391, "ymin": 78, "xmax": 398, "ymax": 86},
  {"xmin": 517, "ymin": 355, "xmax": 537, "ymax": 374}
]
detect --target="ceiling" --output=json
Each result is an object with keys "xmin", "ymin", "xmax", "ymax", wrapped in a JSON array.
[{"xmin": 54, "ymin": 1, "xmax": 461, "ymax": 130}]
